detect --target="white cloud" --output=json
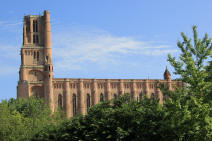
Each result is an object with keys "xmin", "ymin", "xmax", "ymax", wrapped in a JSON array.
[
  {"xmin": 0, "ymin": 21, "xmax": 22, "ymax": 27},
  {"xmin": 0, "ymin": 65, "xmax": 18, "ymax": 76},
  {"xmin": 0, "ymin": 26, "xmax": 177, "ymax": 76},
  {"xmin": 0, "ymin": 44, "xmax": 19, "ymax": 76},
  {"xmin": 0, "ymin": 45, "xmax": 19, "ymax": 59},
  {"xmin": 52, "ymin": 28, "xmax": 177, "ymax": 71},
  {"xmin": 0, "ymin": 20, "xmax": 21, "ymax": 76}
]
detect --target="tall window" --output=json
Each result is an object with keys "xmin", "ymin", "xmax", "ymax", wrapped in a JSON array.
[
  {"xmin": 33, "ymin": 51, "xmax": 36, "ymax": 59},
  {"xmin": 87, "ymin": 94, "xmax": 91, "ymax": 112},
  {"xmin": 33, "ymin": 20, "xmax": 38, "ymax": 32},
  {"xmin": 37, "ymin": 51, "xmax": 39, "ymax": 61},
  {"xmin": 33, "ymin": 34, "xmax": 39, "ymax": 44},
  {"xmin": 58, "ymin": 94, "xmax": 62, "ymax": 109},
  {"xmin": 73, "ymin": 94, "xmax": 77, "ymax": 116},
  {"xmin": 114, "ymin": 94, "xmax": 117, "ymax": 100},
  {"xmin": 100, "ymin": 93, "xmax": 104, "ymax": 102},
  {"xmin": 139, "ymin": 93, "xmax": 143, "ymax": 101}
]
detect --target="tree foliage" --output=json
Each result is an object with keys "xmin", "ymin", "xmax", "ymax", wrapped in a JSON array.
[
  {"xmin": 168, "ymin": 26, "xmax": 212, "ymax": 99},
  {"xmin": 32, "ymin": 92, "xmax": 212, "ymax": 141},
  {"xmin": 0, "ymin": 97, "xmax": 63, "ymax": 141},
  {"xmin": 33, "ymin": 95, "xmax": 165, "ymax": 141}
]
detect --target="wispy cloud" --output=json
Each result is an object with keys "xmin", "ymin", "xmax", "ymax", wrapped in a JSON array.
[
  {"xmin": 0, "ymin": 65, "xmax": 18, "ymax": 76},
  {"xmin": 0, "ymin": 45, "xmax": 19, "ymax": 59},
  {"xmin": 0, "ymin": 20, "xmax": 22, "ymax": 30},
  {"xmin": 52, "ymin": 27, "xmax": 177, "ymax": 71},
  {"xmin": 0, "ymin": 26, "xmax": 177, "ymax": 76},
  {"xmin": 0, "ymin": 44, "xmax": 19, "ymax": 76}
]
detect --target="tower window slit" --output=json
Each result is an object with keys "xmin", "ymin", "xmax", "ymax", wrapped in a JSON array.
[
  {"xmin": 33, "ymin": 51, "xmax": 36, "ymax": 59},
  {"xmin": 33, "ymin": 35, "xmax": 35, "ymax": 43},
  {"xmin": 36, "ymin": 35, "xmax": 39, "ymax": 43},
  {"xmin": 33, "ymin": 20, "xmax": 38, "ymax": 32},
  {"xmin": 33, "ymin": 34, "xmax": 39, "ymax": 44},
  {"xmin": 37, "ymin": 51, "xmax": 39, "ymax": 61}
]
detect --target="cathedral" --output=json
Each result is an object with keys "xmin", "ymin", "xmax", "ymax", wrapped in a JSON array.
[{"xmin": 17, "ymin": 11, "xmax": 183, "ymax": 117}]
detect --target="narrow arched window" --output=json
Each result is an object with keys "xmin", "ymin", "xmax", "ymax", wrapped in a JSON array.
[
  {"xmin": 139, "ymin": 93, "xmax": 143, "ymax": 101},
  {"xmin": 73, "ymin": 94, "xmax": 77, "ymax": 116},
  {"xmin": 37, "ymin": 51, "xmax": 39, "ymax": 61},
  {"xmin": 33, "ymin": 20, "xmax": 38, "ymax": 32},
  {"xmin": 33, "ymin": 51, "xmax": 36, "ymax": 59},
  {"xmin": 58, "ymin": 94, "xmax": 62, "ymax": 109},
  {"xmin": 87, "ymin": 94, "xmax": 91, "ymax": 112},
  {"xmin": 100, "ymin": 93, "xmax": 104, "ymax": 102},
  {"xmin": 36, "ymin": 35, "xmax": 39, "ymax": 43},
  {"xmin": 114, "ymin": 94, "xmax": 117, "ymax": 100},
  {"xmin": 33, "ymin": 34, "xmax": 39, "ymax": 44}
]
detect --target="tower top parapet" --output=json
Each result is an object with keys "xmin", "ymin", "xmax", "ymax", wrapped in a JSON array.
[{"xmin": 23, "ymin": 10, "xmax": 51, "ymax": 47}]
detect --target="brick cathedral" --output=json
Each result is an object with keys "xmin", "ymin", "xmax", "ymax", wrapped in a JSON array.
[{"xmin": 17, "ymin": 11, "xmax": 183, "ymax": 117}]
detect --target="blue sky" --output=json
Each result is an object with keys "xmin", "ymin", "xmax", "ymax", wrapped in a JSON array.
[{"xmin": 0, "ymin": 0, "xmax": 212, "ymax": 100}]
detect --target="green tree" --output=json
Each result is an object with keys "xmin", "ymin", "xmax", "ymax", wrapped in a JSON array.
[
  {"xmin": 0, "ymin": 100, "xmax": 27, "ymax": 141},
  {"xmin": 164, "ymin": 26, "xmax": 212, "ymax": 140},
  {"xmin": 33, "ymin": 93, "xmax": 212, "ymax": 141},
  {"xmin": 33, "ymin": 95, "xmax": 169, "ymax": 141},
  {"xmin": 0, "ymin": 97, "xmax": 64, "ymax": 141},
  {"xmin": 206, "ymin": 61, "xmax": 212, "ymax": 81},
  {"xmin": 168, "ymin": 26, "xmax": 212, "ymax": 100},
  {"xmin": 160, "ymin": 87, "xmax": 212, "ymax": 141}
]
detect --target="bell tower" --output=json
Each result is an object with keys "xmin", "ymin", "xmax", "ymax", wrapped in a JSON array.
[{"xmin": 17, "ymin": 10, "xmax": 54, "ymax": 112}]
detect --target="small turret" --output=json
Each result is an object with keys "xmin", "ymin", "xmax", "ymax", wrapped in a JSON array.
[
  {"xmin": 44, "ymin": 10, "xmax": 53, "ymax": 65},
  {"xmin": 164, "ymin": 67, "xmax": 171, "ymax": 81},
  {"xmin": 43, "ymin": 10, "xmax": 54, "ymax": 112}
]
